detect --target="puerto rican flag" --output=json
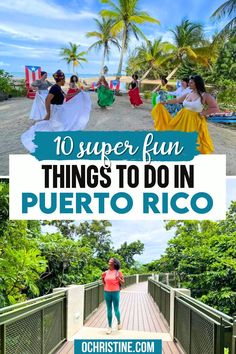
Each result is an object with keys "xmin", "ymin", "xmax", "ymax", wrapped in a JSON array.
[{"xmin": 25, "ymin": 65, "xmax": 41, "ymax": 86}]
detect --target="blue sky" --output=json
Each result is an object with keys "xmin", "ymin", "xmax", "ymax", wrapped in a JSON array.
[{"xmin": 0, "ymin": 0, "xmax": 226, "ymax": 75}]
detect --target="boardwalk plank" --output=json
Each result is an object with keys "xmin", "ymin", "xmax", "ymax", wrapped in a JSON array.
[{"xmin": 58, "ymin": 282, "xmax": 183, "ymax": 354}]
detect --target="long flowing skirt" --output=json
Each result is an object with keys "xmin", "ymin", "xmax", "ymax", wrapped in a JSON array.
[
  {"xmin": 29, "ymin": 91, "xmax": 48, "ymax": 120},
  {"xmin": 21, "ymin": 91, "xmax": 91, "ymax": 153},
  {"xmin": 97, "ymin": 86, "xmax": 115, "ymax": 107},
  {"xmin": 128, "ymin": 87, "xmax": 143, "ymax": 106},
  {"xmin": 151, "ymin": 103, "xmax": 214, "ymax": 154},
  {"xmin": 152, "ymin": 91, "xmax": 182, "ymax": 116}
]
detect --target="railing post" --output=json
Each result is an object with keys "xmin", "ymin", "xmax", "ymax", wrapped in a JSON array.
[
  {"xmin": 1, "ymin": 324, "xmax": 6, "ymax": 354},
  {"xmin": 136, "ymin": 274, "xmax": 139, "ymax": 283},
  {"xmin": 232, "ymin": 317, "xmax": 236, "ymax": 354},
  {"xmin": 170, "ymin": 288, "xmax": 191, "ymax": 340},
  {"xmin": 54, "ymin": 285, "xmax": 85, "ymax": 340},
  {"xmin": 166, "ymin": 273, "xmax": 169, "ymax": 286}
]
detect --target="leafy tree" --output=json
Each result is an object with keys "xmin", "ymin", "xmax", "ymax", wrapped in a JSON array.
[
  {"xmin": 146, "ymin": 206, "xmax": 236, "ymax": 316},
  {"xmin": 100, "ymin": 0, "xmax": 159, "ymax": 76},
  {"xmin": 86, "ymin": 17, "xmax": 121, "ymax": 75},
  {"xmin": 0, "ymin": 180, "xmax": 9, "ymax": 230},
  {"xmin": 211, "ymin": 0, "xmax": 236, "ymax": 39},
  {"xmin": 0, "ymin": 220, "xmax": 47, "ymax": 306},
  {"xmin": 135, "ymin": 39, "xmax": 173, "ymax": 81},
  {"xmin": 60, "ymin": 42, "xmax": 88, "ymax": 74},
  {"xmin": 164, "ymin": 19, "xmax": 216, "ymax": 80},
  {"xmin": 213, "ymin": 37, "xmax": 236, "ymax": 81},
  {"xmin": 116, "ymin": 240, "xmax": 144, "ymax": 267}
]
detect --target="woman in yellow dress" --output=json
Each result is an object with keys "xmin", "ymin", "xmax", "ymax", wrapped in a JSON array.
[{"xmin": 151, "ymin": 75, "xmax": 220, "ymax": 154}]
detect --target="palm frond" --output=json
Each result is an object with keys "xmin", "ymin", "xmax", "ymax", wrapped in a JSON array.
[
  {"xmin": 110, "ymin": 20, "xmax": 124, "ymax": 35},
  {"xmin": 86, "ymin": 31, "xmax": 103, "ymax": 39},
  {"xmin": 100, "ymin": 9, "xmax": 120, "ymax": 19},
  {"xmin": 211, "ymin": 0, "xmax": 236, "ymax": 19}
]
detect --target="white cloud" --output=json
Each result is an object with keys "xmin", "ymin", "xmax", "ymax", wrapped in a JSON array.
[
  {"xmin": 0, "ymin": 41, "xmax": 61, "ymax": 59},
  {"xmin": 0, "ymin": 22, "xmax": 91, "ymax": 46},
  {"xmin": 0, "ymin": 0, "xmax": 97, "ymax": 20},
  {"xmin": 0, "ymin": 61, "xmax": 10, "ymax": 66},
  {"xmin": 109, "ymin": 220, "xmax": 174, "ymax": 263}
]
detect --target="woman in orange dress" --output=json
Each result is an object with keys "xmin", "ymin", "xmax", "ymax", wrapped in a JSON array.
[{"xmin": 151, "ymin": 75, "xmax": 220, "ymax": 154}]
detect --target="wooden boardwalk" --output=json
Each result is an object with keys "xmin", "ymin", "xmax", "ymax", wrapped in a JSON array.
[
  {"xmin": 57, "ymin": 282, "xmax": 183, "ymax": 354},
  {"xmin": 86, "ymin": 282, "xmax": 168, "ymax": 332}
]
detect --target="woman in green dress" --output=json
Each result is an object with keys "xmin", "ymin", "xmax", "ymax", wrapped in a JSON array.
[{"xmin": 97, "ymin": 76, "xmax": 115, "ymax": 108}]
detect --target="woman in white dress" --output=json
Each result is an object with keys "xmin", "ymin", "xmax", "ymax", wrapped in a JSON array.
[
  {"xmin": 167, "ymin": 78, "xmax": 192, "ymax": 98},
  {"xmin": 30, "ymin": 71, "xmax": 52, "ymax": 120},
  {"xmin": 21, "ymin": 70, "xmax": 91, "ymax": 153}
]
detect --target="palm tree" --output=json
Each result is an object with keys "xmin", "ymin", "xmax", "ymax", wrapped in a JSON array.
[
  {"xmin": 164, "ymin": 19, "xmax": 214, "ymax": 80},
  {"xmin": 100, "ymin": 0, "xmax": 160, "ymax": 76},
  {"xmin": 136, "ymin": 39, "xmax": 173, "ymax": 81},
  {"xmin": 60, "ymin": 42, "xmax": 88, "ymax": 74},
  {"xmin": 211, "ymin": 0, "xmax": 236, "ymax": 39},
  {"xmin": 86, "ymin": 17, "xmax": 121, "ymax": 75}
]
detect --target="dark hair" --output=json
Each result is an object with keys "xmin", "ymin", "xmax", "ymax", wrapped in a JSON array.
[
  {"xmin": 70, "ymin": 75, "xmax": 78, "ymax": 83},
  {"xmin": 189, "ymin": 75, "xmax": 206, "ymax": 103},
  {"xmin": 182, "ymin": 77, "xmax": 189, "ymax": 84},
  {"xmin": 112, "ymin": 258, "xmax": 121, "ymax": 270},
  {"xmin": 41, "ymin": 71, "xmax": 47, "ymax": 77},
  {"xmin": 53, "ymin": 69, "xmax": 65, "ymax": 82},
  {"xmin": 161, "ymin": 77, "xmax": 168, "ymax": 85}
]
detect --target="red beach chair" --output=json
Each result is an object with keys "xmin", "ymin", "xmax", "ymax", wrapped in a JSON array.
[{"xmin": 25, "ymin": 65, "xmax": 41, "ymax": 99}]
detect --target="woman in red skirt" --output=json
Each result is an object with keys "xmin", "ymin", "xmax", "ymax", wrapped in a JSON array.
[
  {"xmin": 128, "ymin": 74, "xmax": 143, "ymax": 108},
  {"xmin": 66, "ymin": 75, "xmax": 81, "ymax": 102}
]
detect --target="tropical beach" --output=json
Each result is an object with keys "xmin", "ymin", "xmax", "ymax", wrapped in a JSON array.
[
  {"xmin": 0, "ymin": 89, "xmax": 236, "ymax": 175},
  {"xmin": 0, "ymin": 0, "xmax": 235, "ymax": 176}
]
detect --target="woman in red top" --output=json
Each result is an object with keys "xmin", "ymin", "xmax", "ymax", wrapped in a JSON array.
[
  {"xmin": 66, "ymin": 75, "xmax": 81, "ymax": 102},
  {"xmin": 102, "ymin": 258, "xmax": 124, "ymax": 334}
]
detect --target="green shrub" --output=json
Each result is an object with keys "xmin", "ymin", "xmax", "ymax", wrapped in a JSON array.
[
  {"xmin": 143, "ymin": 91, "xmax": 151, "ymax": 100},
  {"xmin": 216, "ymin": 79, "xmax": 236, "ymax": 111},
  {"xmin": 0, "ymin": 70, "xmax": 26, "ymax": 97}
]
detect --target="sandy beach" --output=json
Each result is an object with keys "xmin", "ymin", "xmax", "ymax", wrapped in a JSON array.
[{"xmin": 0, "ymin": 93, "xmax": 235, "ymax": 176}]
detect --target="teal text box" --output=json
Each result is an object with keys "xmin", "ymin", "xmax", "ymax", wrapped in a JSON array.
[{"xmin": 74, "ymin": 339, "xmax": 162, "ymax": 354}]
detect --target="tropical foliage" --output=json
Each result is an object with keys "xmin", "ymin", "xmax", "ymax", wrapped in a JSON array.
[
  {"xmin": 133, "ymin": 39, "xmax": 173, "ymax": 81},
  {"xmin": 211, "ymin": 0, "xmax": 236, "ymax": 39},
  {"xmin": 87, "ymin": 17, "xmax": 121, "ymax": 75},
  {"xmin": 60, "ymin": 42, "xmax": 88, "ymax": 74},
  {"xmin": 0, "ymin": 70, "xmax": 26, "ymax": 99},
  {"xmin": 146, "ymin": 203, "xmax": 236, "ymax": 316},
  {"xmin": 100, "ymin": 0, "xmax": 160, "ymax": 76},
  {"xmin": 126, "ymin": 19, "xmax": 218, "ymax": 81}
]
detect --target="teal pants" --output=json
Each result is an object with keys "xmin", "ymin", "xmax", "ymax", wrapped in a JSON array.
[{"xmin": 104, "ymin": 291, "xmax": 120, "ymax": 327}]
